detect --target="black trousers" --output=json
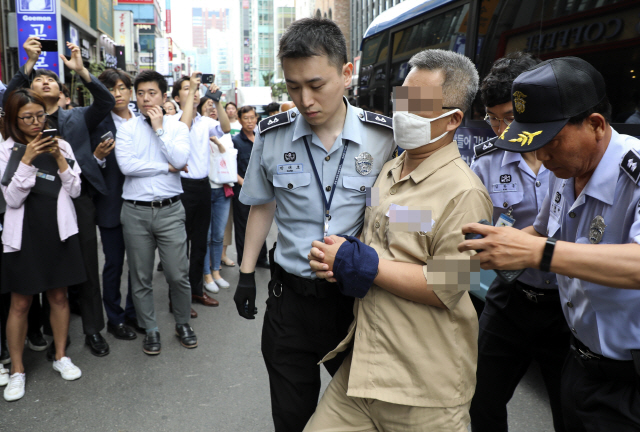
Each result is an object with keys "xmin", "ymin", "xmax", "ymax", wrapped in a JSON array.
[
  {"xmin": 70, "ymin": 189, "xmax": 105, "ymax": 336},
  {"xmin": 561, "ymin": 349, "xmax": 640, "ymax": 431},
  {"xmin": 470, "ymin": 278, "xmax": 570, "ymax": 432},
  {"xmin": 180, "ymin": 178, "xmax": 211, "ymax": 297},
  {"xmin": 261, "ymin": 270, "xmax": 354, "ymax": 432},
  {"xmin": 99, "ymin": 225, "xmax": 136, "ymax": 326},
  {"xmin": 232, "ymin": 184, "xmax": 267, "ymax": 266}
]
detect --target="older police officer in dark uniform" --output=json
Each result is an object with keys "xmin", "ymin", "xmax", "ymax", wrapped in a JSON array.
[
  {"xmin": 233, "ymin": 18, "xmax": 395, "ymax": 432},
  {"xmin": 459, "ymin": 57, "xmax": 640, "ymax": 432},
  {"xmin": 470, "ymin": 52, "xmax": 569, "ymax": 432}
]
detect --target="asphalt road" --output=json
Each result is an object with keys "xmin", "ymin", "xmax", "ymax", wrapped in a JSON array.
[{"xmin": 1, "ymin": 224, "xmax": 556, "ymax": 432}]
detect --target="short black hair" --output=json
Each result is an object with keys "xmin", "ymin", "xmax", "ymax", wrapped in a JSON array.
[
  {"xmin": 34, "ymin": 69, "xmax": 62, "ymax": 90},
  {"xmin": 98, "ymin": 68, "xmax": 133, "ymax": 89},
  {"xmin": 171, "ymin": 76, "xmax": 190, "ymax": 100},
  {"xmin": 278, "ymin": 18, "xmax": 347, "ymax": 71},
  {"xmin": 133, "ymin": 70, "xmax": 167, "ymax": 94},
  {"xmin": 265, "ymin": 102, "xmax": 280, "ymax": 114},
  {"xmin": 480, "ymin": 52, "xmax": 540, "ymax": 108},
  {"xmin": 567, "ymin": 95, "xmax": 612, "ymax": 125},
  {"xmin": 60, "ymin": 84, "xmax": 70, "ymax": 98},
  {"xmin": 238, "ymin": 105, "xmax": 256, "ymax": 117},
  {"xmin": 225, "ymin": 101, "xmax": 237, "ymax": 110}
]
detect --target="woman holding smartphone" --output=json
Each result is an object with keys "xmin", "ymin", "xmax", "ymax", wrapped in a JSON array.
[{"xmin": 0, "ymin": 89, "xmax": 85, "ymax": 402}]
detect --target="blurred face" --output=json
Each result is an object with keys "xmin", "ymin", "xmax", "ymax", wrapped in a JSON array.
[
  {"xmin": 136, "ymin": 81, "xmax": 166, "ymax": 116},
  {"xmin": 57, "ymin": 91, "xmax": 69, "ymax": 109},
  {"xmin": 17, "ymin": 102, "xmax": 47, "ymax": 140},
  {"xmin": 202, "ymin": 98, "xmax": 214, "ymax": 116},
  {"xmin": 210, "ymin": 105, "xmax": 218, "ymax": 120},
  {"xmin": 282, "ymin": 54, "xmax": 352, "ymax": 127},
  {"xmin": 485, "ymin": 101, "xmax": 514, "ymax": 137},
  {"xmin": 108, "ymin": 79, "xmax": 133, "ymax": 111},
  {"xmin": 175, "ymin": 80, "xmax": 199, "ymax": 109},
  {"xmin": 164, "ymin": 101, "xmax": 177, "ymax": 115},
  {"xmin": 226, "ymin": 104, "xmax": 237, "ymax": 120},
  {"xmin": 239, "ymin": 109, "xmax": 257, "ymax": 134},
  {"xmin": 32, "ymin": 74, "xmax": 60, "ymax": 101}
]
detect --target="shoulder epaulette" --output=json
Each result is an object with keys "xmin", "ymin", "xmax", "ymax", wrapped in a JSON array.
[
  {"xmin": 359, "ymin": 111, "xmax": 393, "ymax": 130},
  {"xmin": 621, "ymin": 148, "xmax": 640, "ymax": 184},
  {"xmin": 258, "ymin": 110, "xmax": 297, "ymax": 134},
  {"xmin": 474, "ymin": 137, "xmax": 499, "ymax": 158}
]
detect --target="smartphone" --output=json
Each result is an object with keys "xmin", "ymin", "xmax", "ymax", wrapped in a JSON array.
[
  {"xmin": 101, "ymin": 131, "xmax": 114, "ymax": 142},
  {"xmin": 202, "ymin": 74, "xmax": 215, "ymax": 84},
  {"xmin": 39, "ymin": 39, "xmax": 58, "ymax": 52},
  {"xmin": 42, "ymin": 129, "xmax": 58, "ymax": 139},
  {"xmin": 205, "ymin": 88, "xmax": 223, "ymax": 102}
]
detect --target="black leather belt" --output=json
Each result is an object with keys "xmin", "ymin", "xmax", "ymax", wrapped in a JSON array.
[
  {"xmin": 125, "ymin": 196, "xmax": 180, "ymax": 208},
  {"xmin": 570, "ymin": 336, "xmax": 639, "ymax": 381},
  {"xmin": 272, "ymin": 262, "xmax": 336, "ymax": 298},
  {"xmin": 181, "ymin": 177, "xmax": 209, "ymax": 183},
  {"xmin": 515, "ymin": 281, "xmax": 559, "ymax": 304}
]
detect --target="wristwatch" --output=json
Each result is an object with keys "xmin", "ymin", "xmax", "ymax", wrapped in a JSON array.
[{"xmin": 155, "ymin": 128, "xmax": 164, "ymax": 137}]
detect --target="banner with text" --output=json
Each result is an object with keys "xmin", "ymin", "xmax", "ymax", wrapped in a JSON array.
[{"xmin": 16, "ymin": 0, "xmax": 63, "ymax": 77}]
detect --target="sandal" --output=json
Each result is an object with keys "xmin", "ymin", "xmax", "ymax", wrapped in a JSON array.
[{"xmin": 221, "ymin": 257, "xmax": 236, "ymax": 267}]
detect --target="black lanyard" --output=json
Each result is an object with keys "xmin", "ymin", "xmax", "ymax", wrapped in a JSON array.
[{"xmin": 303, "ymin": 136, "xmax": 349, "ymax": 237}]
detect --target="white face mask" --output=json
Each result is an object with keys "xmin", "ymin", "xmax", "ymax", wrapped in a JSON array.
[{"xmin": 392, "ymin": 109, "xmax": 460, "ymax": 150}]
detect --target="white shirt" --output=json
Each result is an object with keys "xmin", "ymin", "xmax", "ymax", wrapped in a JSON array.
[
  {"xmin": 115, "ymin": 115, "xmax": 190, "ymax": 201},
  {"xmin": 174, "ymin": 111, "xmax": 224, "ymax": 180}
]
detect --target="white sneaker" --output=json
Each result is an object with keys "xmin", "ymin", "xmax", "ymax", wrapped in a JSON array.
[
  {"xmin": 4, "ymin": 373, "xmax": 25, "ymax": 401},
  {"xmin": 0, "ymin": 368, "xmax": 9, "ymax": 386},
  {"xmin": 52, "ymin": 356, "xmax": 82, "ymax": 381},
  {"xmin": 204, "ymin": 279, "xmax": 219, "ymax": 293},
  {"xmin": 213, "ymin": 277, "xmax": 230, "ymax": 289}
]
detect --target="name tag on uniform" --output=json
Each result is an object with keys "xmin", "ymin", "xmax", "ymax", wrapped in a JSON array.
[
  {"xmin": 276, "ymin": 164, "xmax": 304, "ymax": 174},
  {"xmin": 36, "ymin": 171, "xmax": 56, "ymax": 181},
  {"xmin": 551, "ymin": 201, "xmax": 562, "ymax": 219},
  {"xmin": 496, "ymin": 213, "xmax": 515, "ymax": 227},
  {"xmin": 492, "ymin": 183, "xmax": 518, "ymax": 193}
]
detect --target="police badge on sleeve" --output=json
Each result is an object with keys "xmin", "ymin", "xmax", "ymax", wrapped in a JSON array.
[{"xmin": 355, "ymin": 152, "xmax": 373, "ymax": 175}]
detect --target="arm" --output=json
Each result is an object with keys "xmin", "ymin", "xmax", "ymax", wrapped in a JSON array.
[
  {"xmin": 2, "ymin": 163, "xmax": 37, "ymax": 208},
  {"xmin": 59, "ymin": 42, "xmax": 115, "ymax": 132},
  {"xmin": 210, "ymin": 136, "xmax": 226, "ymax": 153},
  {"xmin": 374, "ymin": 260, "xmax": 446, "ymax": 308},
  {"xmin": 239, "ymin": 200, "xmax": 277, "ymax": 273},
  {"xmin": 159, "ymin": 120, "xmax": 190, "ymax": 169},
  {"xmin": 2, "ymin": 36, "xmax": 40, "ymax": 107},
  {"xmin": 56, "ymin": 141, "xmax": 82, "ymax": 198},
  {"xmin": 115, "ymin": 121, "xmax": 169, "ymax": 177},
  {"xmin": 179, "ymin": 72, "xmax": 201, "ymax": 130},
  {"xmin": 212, "ymin": 85, "xmax": 231, "ymax": 133}
]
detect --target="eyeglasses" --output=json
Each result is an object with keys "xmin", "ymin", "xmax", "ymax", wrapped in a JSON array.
[
  {"xmin": 17, "ymin": 113, "xmax": 47, "ymax": 125},
  {"xmin": 484, "ymin": 114, "xmax": 514, "ymax": 129}
]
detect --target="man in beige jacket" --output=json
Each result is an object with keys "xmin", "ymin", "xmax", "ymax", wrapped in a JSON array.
[{"xmin": 306, "ymin": 49, "xmax": 492, "ymax": 431}]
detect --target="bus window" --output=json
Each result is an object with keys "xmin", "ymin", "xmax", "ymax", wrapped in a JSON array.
[
  {"xmin": 358, "ymin": 30, "xmax": 390, "ymax": 113},
  {"xmin": 475, "ymin": 0, "xmax": 639, "ymax": 124}
]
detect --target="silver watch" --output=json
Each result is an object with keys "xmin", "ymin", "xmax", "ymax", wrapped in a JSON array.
[{"xmin": 155, "ymin": 128, "xmax": 164, "ymax": 137}]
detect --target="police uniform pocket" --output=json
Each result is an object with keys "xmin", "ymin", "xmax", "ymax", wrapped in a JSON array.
[
  {"xmin": 489, "ymin": 190, "xmax": 524, "ymax": 211},
  {"xmin": 273, "ymin": 172, "xmax": 311, "ymax": 191},
  {"xmin": 342, "ymin": 175, "xmax": 377, "ymax": 193}
]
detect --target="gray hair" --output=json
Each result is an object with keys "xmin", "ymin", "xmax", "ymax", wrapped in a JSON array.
[{"xmin": 408, "ymin": 49, "xmax": 479, "ymax": 112}]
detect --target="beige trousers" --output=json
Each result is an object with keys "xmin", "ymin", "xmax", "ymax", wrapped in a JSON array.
[{"xmin": 304, "ymin": 353, "xmax": 471, "ymax": 432}]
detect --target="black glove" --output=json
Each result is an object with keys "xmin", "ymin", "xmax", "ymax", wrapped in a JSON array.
[{"xmin": 234, "ymin": 271, "xmax": 257, "ymax": 319}]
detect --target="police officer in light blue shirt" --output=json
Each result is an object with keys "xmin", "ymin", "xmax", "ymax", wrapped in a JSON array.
[
  {"xmin": 232, "ymin": 18, "xmax": 395, "ymax": 432},
  {"xmin": 460, "ymin": 57, "xmax": 640, "ymax": 432},
  {"xmin": 469, "ymin": 52, "xmax": 569, "ymax": 432}
]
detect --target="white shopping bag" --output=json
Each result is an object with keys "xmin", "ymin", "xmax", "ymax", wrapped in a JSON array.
[{"xmin": 210, "ymin": 147, "xmax": 238, "ymax": 184}]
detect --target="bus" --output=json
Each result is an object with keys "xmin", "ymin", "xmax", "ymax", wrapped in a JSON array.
[{"xmin": 356, "ymin": 0, "xmax": 640, "ymax": 302}]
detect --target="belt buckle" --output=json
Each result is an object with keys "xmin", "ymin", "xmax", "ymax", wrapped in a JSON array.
[
  {"xmin": 578, "ymin": 347, "xmax": 600, "ymax": 361},
  {"xmin": 522, "ymin": 289, "xmax": 539, "ymax": 303}
]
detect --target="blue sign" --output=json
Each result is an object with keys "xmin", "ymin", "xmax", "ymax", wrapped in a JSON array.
[{"xmin": 16, "ymin": 0, "xmax": 62, "ymax": 76}]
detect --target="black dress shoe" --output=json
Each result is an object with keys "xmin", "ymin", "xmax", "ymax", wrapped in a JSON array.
[
  {"xmin": 175, "ymin": 324, "xmax": 198, "ymax": 349},
  {"xmin": 125, "ymin": 318, "xmax": 146, "ymax": 335},
  {"xmin": 143, "ymin": 331, "xmax": 161, "ymax": 355},
  {"xmin": 46, "ymin": 336, "xmax": 71, "ymax": 362},
  {"xmin": 27, "ymin": 330, "xmax": 49, "ymax": 352},
  {"xmin": 85, "ymin": 333, "xmax": 110, "ymax": 357},
  {"xmin": 256, "ymin": 260, "xmax": 270, "ymax": 269},
  {"xmin": 0, "ymin": 341, "xmax": 10, "ymax": 365},
  {"xmin": 107, "ymin": 323, "xmax": 137, "ymax": 341}
]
